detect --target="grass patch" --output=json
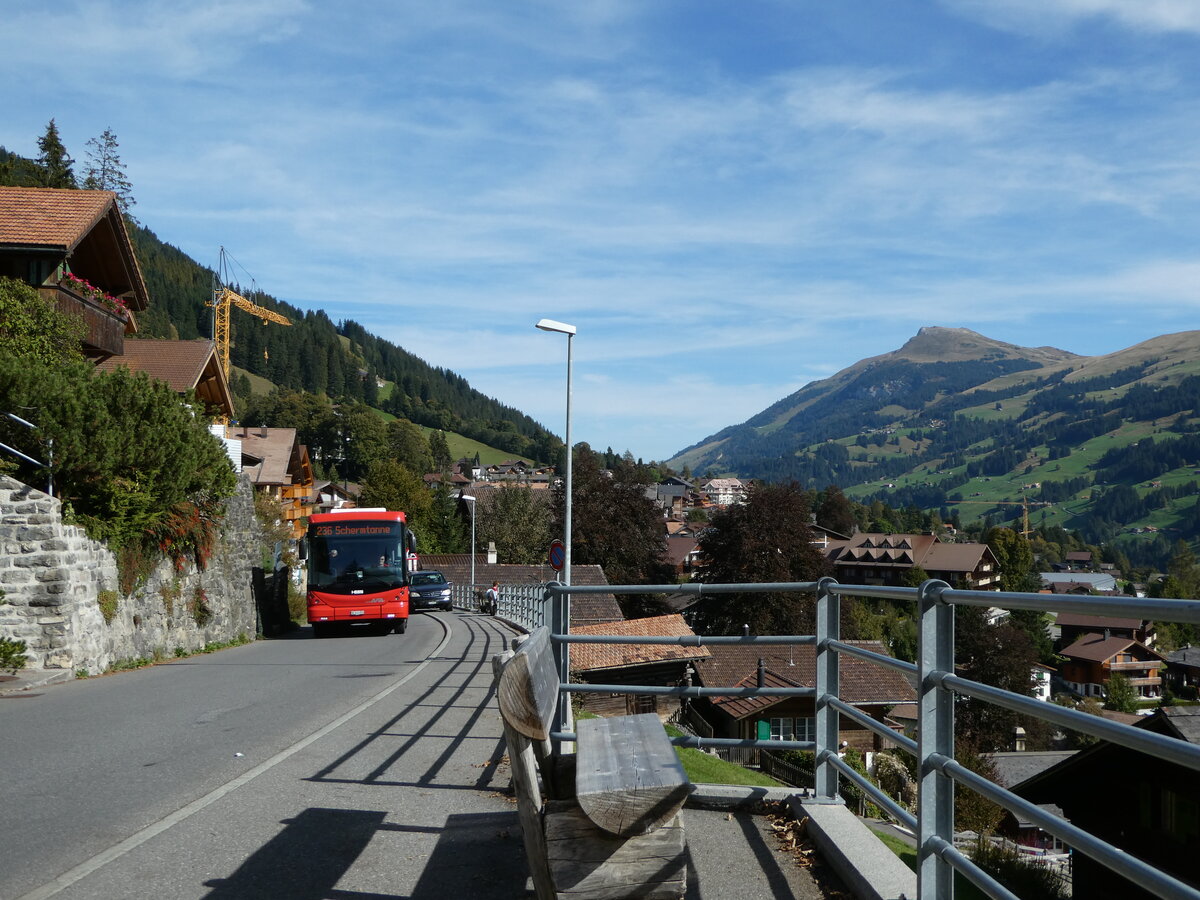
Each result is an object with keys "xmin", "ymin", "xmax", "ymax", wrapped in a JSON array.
[
  {"xmin": 873, "ymin": 828, "xmax": 989, "ymax": 899},
  {"xmin": 665, "ymin": 725, "xmax": 784, "ymax": 787}
]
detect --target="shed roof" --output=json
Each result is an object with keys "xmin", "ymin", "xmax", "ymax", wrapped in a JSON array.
[{"xmin": 570, "ymin": 614, "xmax": 710, "ymax": 673}]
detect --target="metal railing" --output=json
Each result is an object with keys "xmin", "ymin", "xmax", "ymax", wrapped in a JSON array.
[
  {"xmin": 451, "ymin": 582, "xmax": 547, "ymax": 630},
  {"xmin": 528, "ymin": 578, "xmax": 1200, "ymax": 900}
]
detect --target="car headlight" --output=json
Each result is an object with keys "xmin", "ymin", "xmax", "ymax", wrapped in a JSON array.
[{"xmin": 440, "ymin": 589, "xmax": 451, "ymax": 597}]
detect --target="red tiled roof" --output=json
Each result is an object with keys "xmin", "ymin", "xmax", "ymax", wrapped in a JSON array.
[
  {"xmin": 570, "ymin": 614, "xmax": 710, "ymax": 673},
  {"xmin": 0, "ymin": 186, "xmax": 150, "ymax": 312},
  {"xmin": 0, "ymin": 186, "xmax": 114, "ymax": 249}
]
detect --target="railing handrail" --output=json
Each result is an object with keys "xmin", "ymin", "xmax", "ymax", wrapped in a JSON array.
[{"xmin": 520, "ymin": 576, "xmax": 1200, "ymax": 900}]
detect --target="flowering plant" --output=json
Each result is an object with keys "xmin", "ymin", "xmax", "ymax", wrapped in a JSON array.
[{"xmin": 59, "ymin": 271, "xmax": 130, "ymax": 320}]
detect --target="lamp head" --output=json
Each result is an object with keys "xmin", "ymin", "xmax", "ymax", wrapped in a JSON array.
[{"xmin": 535, "ymin": 318, "xmax": 577, "ymax": 336}]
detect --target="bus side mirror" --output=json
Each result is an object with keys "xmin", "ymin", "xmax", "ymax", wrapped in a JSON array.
[{"xmin": 298, "ymin": 538, "xmax": 308, "ymax": 561}]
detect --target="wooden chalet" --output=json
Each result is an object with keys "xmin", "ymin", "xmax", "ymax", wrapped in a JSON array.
[
  {"xmin": 1013, "ymin": 707, "xmax": 1200, "ymax": 899},
  {"xmin": 824, "ymin": 532, "xmax": 1000, "ymax": 590},
  {"xmin": 691, "ymin": 641, "xmax": 915, "ymax": 754},
  {"xmin": 233, "ymin": 425, "xmax": 314, "ymax": 540},
  {"xmin": 1058, "ymin": 632, "xmax": 1165, "ymax": 700},
  {"xmin": 0, "ymin": 186, "xmax": 149, "ymax": 361}
]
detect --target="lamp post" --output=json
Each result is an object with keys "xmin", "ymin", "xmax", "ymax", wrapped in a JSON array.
[
  {"xmin": 535, "ymin": 318, "xmax": 575, "ymax": 588},
  {"xmin": 536, "ymin": 318, "xmax": 576, "ymax": 745},
  {"xmin": 461, "ymin": 493, "xmax": 477, "ymax": 594}
]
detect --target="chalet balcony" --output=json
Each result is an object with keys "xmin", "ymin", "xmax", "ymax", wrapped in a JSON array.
[
  {"xmin": 41, "ymin": 284, "xmax": 129, "ymax": 360},
  {"xmin": 1109, "ymin": 660, "xmax": 1164, "ymax": 672}
]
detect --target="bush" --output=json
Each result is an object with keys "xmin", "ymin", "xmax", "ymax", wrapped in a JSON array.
[{"xmin": 969, "ymin": 838, "xmax": 1068, "ymax": 900}]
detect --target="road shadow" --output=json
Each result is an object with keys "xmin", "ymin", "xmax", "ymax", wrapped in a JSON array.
[{"xmin": 200, "ymin": 806, "xmax": 527, "ymax": 899}]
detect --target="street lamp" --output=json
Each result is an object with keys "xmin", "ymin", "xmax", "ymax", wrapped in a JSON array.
[
  {"xmin": 535, "ymin": 318, "xmax": 575, "ymax": 588},
  {"xmin": 461, "ymin": 493, "xmax": 477, "ymax": 594},
  {"xmin": 536, "ymin": 317, "xmax": 576, "ymax": 744}
]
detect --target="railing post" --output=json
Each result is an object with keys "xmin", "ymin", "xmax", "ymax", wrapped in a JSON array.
[
  {"xmin": 814, "ymin": 576, "xmax": 841, "ymax": 803},
  {"xmin": 917, "ymin": 578, "xmax": 954, "ymax": 900},
  {"xmin": 549, "ymin": 582, "xmax": 572, "ymax": 749}
]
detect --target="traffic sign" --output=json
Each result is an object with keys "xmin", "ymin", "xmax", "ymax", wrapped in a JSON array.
[{"xmin": 548, "ymin": 539, "xmax": 565, "ymax": 571}]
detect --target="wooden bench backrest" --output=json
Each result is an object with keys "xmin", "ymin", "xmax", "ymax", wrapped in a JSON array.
[{"xmin": 495, "ymin": 625, "xmax": 560, "ymax": 742}]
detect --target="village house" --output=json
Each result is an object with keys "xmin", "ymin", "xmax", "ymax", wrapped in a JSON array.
[
  {"xmin": 1056, "ymin": 612, "xmax": 1155, "ymax": 649},
  {"xmin": 1165, "ymin": 645, "xmax": 1200, "ymax": 698},
  {"xmin": 0, "ymin": 186, "xmax": 149, "ymax": 362},
  {"xmin": 700, "ymin": 477, "xmax": 748, "ymax": 507},
  {"xmin": 233, "ymin": 425, "xmax": 315, "ymax": 541},
  {"xmin": 688, "ymin": 641, "xmax": 915, "ymax": 756},
  {"xmin": 824, "ymin": 532, "xmax": 1000, "ymax": 590},
  {"xmin": 1058, "ymin": 631, "xmax": 1165, "ymax": 700},
  {"xmin": 1013, "ymin": 707, "xmax": 1200, "ymax": 900}
]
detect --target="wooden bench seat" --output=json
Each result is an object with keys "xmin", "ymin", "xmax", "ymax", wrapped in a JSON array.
[{"xmin": 493, "ymin": 626, "xmax": 691, "ymax": 900}]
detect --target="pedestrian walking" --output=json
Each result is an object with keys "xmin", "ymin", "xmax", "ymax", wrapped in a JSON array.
[{"xmin": 485, "ymin": 581, "xmax": 499, "ymax": 615}]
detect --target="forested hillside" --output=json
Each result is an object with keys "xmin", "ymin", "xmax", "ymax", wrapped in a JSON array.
[
  {"xmin": 672, "ymin": 327, "xmax": 1200, "ymax": 568},
  {"xmin": 128, "ymin": 226, "xmax": 559, "ymax": 464}
]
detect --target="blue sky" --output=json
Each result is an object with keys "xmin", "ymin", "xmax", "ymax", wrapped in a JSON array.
[{"xmin": 4, "ymin": 1, "xmax": 1200, "ymax": 462}]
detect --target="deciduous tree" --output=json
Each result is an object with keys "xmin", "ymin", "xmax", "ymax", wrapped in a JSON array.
[
  {"xmin": 693, "ymin": 481, "xmax": 833, "ymax": 635},
  {"xmin": 556, "ymin": 445, "xmax": 675, "ymax": 617},
  {"xmin": 0, "ymin": 277, "xmax": 85, "ymax": 364},
  {"xmin": 476, "ymin": 485, "xmax": 553, "ymax": 566}
]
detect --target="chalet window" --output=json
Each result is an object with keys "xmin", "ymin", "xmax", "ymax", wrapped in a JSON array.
[
  {"xmin": 768, "ymin": 717, "xmax": 814, "ymax": 742},
  {"xmin": 1163, "ymin": 789, "xmax": 1200, "ymax": 841}
]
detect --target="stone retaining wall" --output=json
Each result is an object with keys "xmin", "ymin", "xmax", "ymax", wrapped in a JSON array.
[{"xmin": 0, "ymin": 474, "xmax": 266, "ymax": 674}]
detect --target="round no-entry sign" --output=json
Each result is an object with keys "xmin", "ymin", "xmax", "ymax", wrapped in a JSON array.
[{"xmin": 548, "ymin": 539, "xmax": 565, "ymax": 571}]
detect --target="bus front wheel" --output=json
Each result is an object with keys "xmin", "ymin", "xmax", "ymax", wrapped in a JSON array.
[{"xmin": 394, "ymin": 618, "xmax": 408, "ymax": 634}]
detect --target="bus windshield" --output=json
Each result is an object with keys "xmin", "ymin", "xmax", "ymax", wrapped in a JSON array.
[{"xmin": 307, "ymin": 520, "xmax": 408, "ymax": 595}]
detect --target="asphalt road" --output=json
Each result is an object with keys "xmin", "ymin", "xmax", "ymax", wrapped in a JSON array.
[{"xmin": 0, "ymin": 611, "xmax": 527, "ymax": 900}]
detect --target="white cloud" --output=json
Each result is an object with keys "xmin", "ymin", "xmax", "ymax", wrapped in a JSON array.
[{"xmin": 945, "ymin": 0, "xmax": 1200, "ymax": 36}]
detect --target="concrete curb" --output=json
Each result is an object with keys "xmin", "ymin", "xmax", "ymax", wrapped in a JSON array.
[
  {"xmin": 0, "ymin": 668, "xmax": 74, "ymax": 695},
  {"xmin": 793, "ymin": 797, "xmax": 917, "ymax": 900}
]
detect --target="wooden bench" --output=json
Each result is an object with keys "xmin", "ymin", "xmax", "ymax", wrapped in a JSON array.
[{"xmin": 493, "ymin": 626, "xmax": 691, "ymax": 899}]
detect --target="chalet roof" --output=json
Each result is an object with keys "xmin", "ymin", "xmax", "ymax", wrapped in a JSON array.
[
  {"xmin": 0, "ymin": 186, "xmax": 149, "ymax": 311},
  {"xmin": 94, "ymin": 339, "xmax": 234, "ymax": 420},
  {"xmin": 825, "ymin": 532, "xmax": 992, "ymax": 573},
  {"xmin": 235, "ymin": 426, "xmax": 304, "ymax": 487},
  {"xmin": 1167, "ymin": 646, "xmax": 1200, "ymax": 669},
  {"xmin": 1040, "ymin": 572, "xmax": 1117, "ymax": 591},
  {"xmin": 417, "ymin": 557, "xmax": 624, "ymax": 627},
  {"xmin": 1159, "ymin": 706, "xmax": 1200, "ymax": 744},
  {"xmin": 984, "ymin": 750, "xmax": 1077, "ymax": 789},
  {"xmin": 570, "ymin": 614, "xmax": 710, "ymax": 673},
  {"xmin": 693, "ymin": 640, "xmax": 916, "ymax": 719},
  {"xmin": 1056, "ymin": 612, "xmax": 1146, "ymax": 631},
  {"xmin": 663, "ymin": 534, "xmax": 699, "ymax": 567},
  {"xmin": 1058, "ymin": 633, "xmax": 1164, "ymax": 663}
]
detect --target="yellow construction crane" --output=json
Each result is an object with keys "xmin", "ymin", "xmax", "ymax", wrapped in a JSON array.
[
  {"xmin": 946, "ymin": 496, "xmax": 1052, "ymax": 536},
  {"xmin": 210, "ymin": 285, "xmax": 291, "ymax": 380}
]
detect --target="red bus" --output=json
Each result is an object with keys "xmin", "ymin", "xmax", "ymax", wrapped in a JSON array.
[{"xmin": 303, "ymin": 509, "xmax": 418, "ymax": 637}]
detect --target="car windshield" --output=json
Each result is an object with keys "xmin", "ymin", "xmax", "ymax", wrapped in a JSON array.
[{"xmin": 411, "ymin": 572, "xmax": 447, "ymax": 586}]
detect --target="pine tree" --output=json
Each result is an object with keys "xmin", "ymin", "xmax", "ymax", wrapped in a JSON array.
[
  {"xmin": 82, "ymin": 127, "xmax": 137, "ymax": 222},
  {"xmin": 36, "ymin": 119, "xmax": 76, "ymax": 188}
]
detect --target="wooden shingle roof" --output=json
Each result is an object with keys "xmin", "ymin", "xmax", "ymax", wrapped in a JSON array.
[{"xmin": 694, "ymin": 641, "xmax": 916, "ymax": 719}]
